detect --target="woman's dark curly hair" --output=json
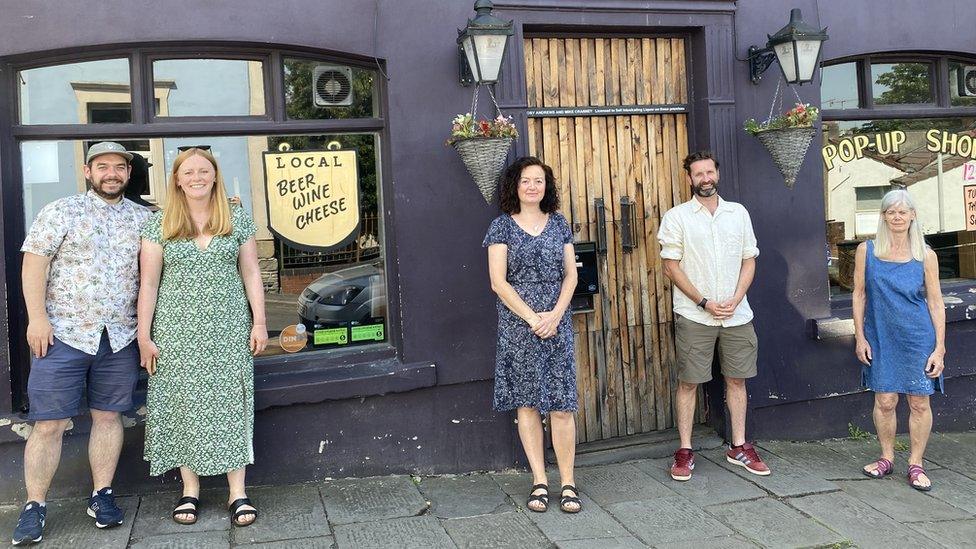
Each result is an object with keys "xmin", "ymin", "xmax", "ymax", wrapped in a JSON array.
[{"xmin": 499, "ymin": 156, "xmax": 560, "ymax": 214}]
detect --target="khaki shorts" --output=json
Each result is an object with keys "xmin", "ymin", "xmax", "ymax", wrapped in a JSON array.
[{"xmin": 674, "ymin": 315, "xmax": 758, "ymax": 383}]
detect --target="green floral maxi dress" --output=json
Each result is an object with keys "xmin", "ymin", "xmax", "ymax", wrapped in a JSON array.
[{"xmin": 142, "ymin": 207, "xmax": 257, "ymax": 477}]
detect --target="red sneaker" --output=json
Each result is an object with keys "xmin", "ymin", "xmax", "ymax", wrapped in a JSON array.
[
  {"xmin": 726, "ymin": 443, "xmax": 771, "ymax": 476},
  {"xmin": 670, "ymin": 448, "xmax": 695, "ymax": 481}
]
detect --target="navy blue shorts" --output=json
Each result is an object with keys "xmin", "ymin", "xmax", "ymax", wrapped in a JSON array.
[{"xmin": 27, "ymin": 331, "xmax": 140, "ymax": 421}]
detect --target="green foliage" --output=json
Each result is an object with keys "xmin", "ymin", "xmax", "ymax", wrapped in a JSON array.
[
  {"xmin": 743, "ymin": 103, "xmax": 819, "ymax": 135},
  {"xmin": 875, "ymin": 63, "xmax": 931, "ymax": 105},
  {"xmin": 447, "ymin": 112, "xmax": 519, "ymax": 144},
  {"xmin": 848, "ymin": 422, "xmax": 872, "ymax": 440}
]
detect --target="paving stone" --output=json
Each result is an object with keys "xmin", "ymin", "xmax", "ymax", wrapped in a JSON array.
[
  {"xmin": 131, "ymin": 489, "xmax": 230, "ymax": 539},
  {"xmin": 653, "ymin": 535, "xmax": 759, "ymax": 549},
  {"xmin": 321, "ymin": 475, "xmax": 428, "ymax": 525},
  {"xmin": 821, "ymin": 438, "xmax": 941, "ymax": 471},
  {"xmin": 632, "ymin": 457, "xmax": 766, "ymax": 505},
  {"xmin": 910, "ymin": 519, "xmax": 976, "ymax": 548},
  {"xmin": 334, "ymin": 515, "xmax": 453, "ymax": 549},
  {"xmin": 702, "ymin": 448, "xmax": 838, "ymax": 497},
  {"xmin": 606, "ymin": 496, "xmax": 732, "ymax": 545},
  {"xmin": 417, "ymin": 475, "xmax": 512, "ymax": 519},
  {"xmin": 788, "ymin": 491, "xmax": 939, "ymax": 548},
  {"xmin": 230, "ymin": 485, "xmax": 331, "ymax": 545},
  {"xmin": 835, "ymin": 478, "xmax": 971, "ymax": 522},
  {"xmin": 443, "ymin": 511, "xmax": 552, "ymax": 549},
  {"xmin": 237, "ymin": 536, "xmax": 334, "ymax": 548},
  {"xmin": 758, "ymin": 440, "xmax": 869, "ymax": 480},
  {"xmin": 920, "ymin": 433, "xmax": 976, "ymax": 477},
  {"xmin": 706, "ymin": 497, "xmax": 843, "ymax": 548},
  {"xmin": 920, "ymin": 468, "xmax": 976, "ymax": 514},
  {"xmin": 0, "ymin": 496, "xmax": 138, "ymax": 549},
  {"xmin": 555, "ymin": 536, "xmax": 647, "ymax": 549},
  {"xmin": 573, "ymin": 463, "xmax": 676, "ymax": 505},
  {"xmin": 523, "ymin": 491, "xmax": 629, "ymax": 541},
  {"xmin": 129, "ymin": 530, "xmax": 231, "ymax": 549}
]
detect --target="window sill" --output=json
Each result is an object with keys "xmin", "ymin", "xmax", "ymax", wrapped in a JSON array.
[{"xmin": 811, "ymin": 282, "xmax": 976, "ymax": 340}]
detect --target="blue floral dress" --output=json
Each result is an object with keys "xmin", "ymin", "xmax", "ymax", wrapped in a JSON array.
[{"xmin": 483, "ymin": 213, "xmax": 577, "ymax": 413}]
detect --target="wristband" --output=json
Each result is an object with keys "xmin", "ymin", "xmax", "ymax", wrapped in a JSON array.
[{"xmin": 697, "ymin": 297, "xmax": 708, "ymax": 310}]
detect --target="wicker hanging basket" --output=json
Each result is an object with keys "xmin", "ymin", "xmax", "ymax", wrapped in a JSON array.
[
  {"xmin": 753, "ymin": 126, "xmax": 817, "ymax": 188},
  {"xmin": 452, "ymin": 136, "xmax": 514, "ymax": 204}
]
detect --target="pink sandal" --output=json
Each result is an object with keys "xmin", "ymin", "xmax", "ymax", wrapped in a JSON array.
[
  {"xmin": 908, "ymin": 464, "xmax": 932, "ymax": 491},
  {"xmin": 862, "ymin": 458, "xmax": 893, "ymax": 479}
]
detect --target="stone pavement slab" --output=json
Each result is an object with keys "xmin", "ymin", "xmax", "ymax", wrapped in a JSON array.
[
  {"xmin": 231, "ymin": 485, "xmax": 331, "ymax": 545},
  {"xmin": 0, "ymin": 496, "xmax": 138, "ymax": 549},
  {"xmin": 129, "ymin": 530, "xmax": 231, "ymax": 549},
  {"xmin": 788, "ymin": 491, "xmax": 939, "ymax": 548},
  {"xmin": 910, "ymin": 519, "xmax": 976, "ymax": 548},
  {"xmin": 706, "ymin": 497, "xmax": 844, "ymax": 548},
  {"xmin": 653, "ymin": 535, "xmax": 759, "ymax": 549},
  {"xmin": 417, "ymin": 475, "xmax": 512, "ymax": 519},
  {"xmin": 573, "ymin": 463, "xmax": 675, "ymax": 505},
  {"xmin": 442, "ymin": 511, "xmax": 552, "ymax": 549},
  {"xmin": 632, "ymin": 457, "xmax": 766, "ymax": 506},
  {"xmin": 555, "ymin": 536, "xmax": 646, "ymax": 548},
  {"xmin": 920, "ymin": 468, "xmax": 976, "ymax": 514},
  {"xmin": 605, "ymin": 496, "xmax": 732, "ymax": 545},
  {"xmin": 321, "ymin": 475, "xmax": 428, "ymax": 525},
  {"xmin": 521, "ymin": 491, "xmax": 629, "ymax": 541},
  {"xmin": 237, "ymin": 535, "xmax": 335, "ymax": 548},
  {"xmin": 758, "ymin": 440, "xmax": 869, "ymax": 480},
  {"xmin": 835, "ymin": 478, "xmax": 972, "ymax": 522},
  {"xmin": 702, "ymin": 448, "xmax": 838, "ymax": 497},
  {"xmin": 334, "ymin": 515, "xmax": 454, "ymax": 549},
  {"xmin": 921, "ymin": 432, "xmax": 976, "ymax": 478},
  {"xmin": 131, "ymin": 489, "xmax": 230, "ymax": 540},
  {"xmin": 821, "ymin": 438, "xmax": 941, "ymax": 471}
]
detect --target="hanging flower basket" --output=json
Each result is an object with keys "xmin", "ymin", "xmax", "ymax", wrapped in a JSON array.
[
  {"xmin": 753, "ymin": 126, "xmax": 817, "ymax": 188},
  {"xmin": 744, "ymin": 99, "xmax": 819, "ymax": 188},
  {"xmin": 448, "ymin": 111, "xmax": 519, "ymax": 205},
  {"xmin": 452, "ymin": 136, "xmax": 514, "ymax": 204}
]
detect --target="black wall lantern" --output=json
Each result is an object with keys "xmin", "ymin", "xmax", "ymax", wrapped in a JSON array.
[
  {"xmin": 457, "ymin": 0, "xmax": 514, "ymax": 86},
  {"xmin": 748, "ymin": 8, "xmax": 828, "ymax": 85}
]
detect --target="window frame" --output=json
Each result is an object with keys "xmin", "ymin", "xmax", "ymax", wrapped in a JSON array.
[
  {"xmin": 0, "ymin": 44, "xmax": 399, "ymax": 412},
  {"xmin": 821, "ymin": 52, "xmax": 976, "ymax": 308}
]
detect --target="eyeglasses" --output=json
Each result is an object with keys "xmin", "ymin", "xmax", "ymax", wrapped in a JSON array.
[{"xmin": 177, "ymin": 145, "xmax": 211, "ymax": 152}]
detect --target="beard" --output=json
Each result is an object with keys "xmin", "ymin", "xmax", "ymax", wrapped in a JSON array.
[
  {"xmin": 89, "ymin": 177, "xmax": 128, "ymax": 200},
  {"xmin": 692, "ymin": 180, "xmax": 718, "ymax": 197}
]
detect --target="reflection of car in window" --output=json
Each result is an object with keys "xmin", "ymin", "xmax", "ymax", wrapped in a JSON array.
[{"xmin": 297, "ymin": 263, "xmax": 385, "ymax": 331}]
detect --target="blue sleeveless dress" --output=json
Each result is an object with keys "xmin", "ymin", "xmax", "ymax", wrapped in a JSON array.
[{"xmin": 862, "ymin": 240, "xmax": 943, "ymax": 396}]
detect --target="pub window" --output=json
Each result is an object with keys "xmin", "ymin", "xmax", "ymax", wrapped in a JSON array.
[
  {"xmin": 7, "ymin": 46, "xmax": 391, "ymax": 411},
  {"xmin": 822, "ymin": 53, "xmax": 976, "ymax": 296}
]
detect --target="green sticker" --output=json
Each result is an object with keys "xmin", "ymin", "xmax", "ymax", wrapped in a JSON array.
[
  {"xmin": 351, "ymin": 324, "xmax": 385, "ymax": 342},
  {"xmin": 314, "ymin": 327, "xmax": 348, "ymax": 345}
]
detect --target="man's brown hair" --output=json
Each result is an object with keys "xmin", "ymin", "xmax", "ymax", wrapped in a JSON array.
[{"xmin": 682, "ymin": 151, "xmax": 719, "ymax": 174}]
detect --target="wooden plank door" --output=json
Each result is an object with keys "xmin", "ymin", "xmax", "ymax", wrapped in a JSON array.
[{"xmin": 524, "ymin": 37, "xmax": 691, "ymax": 442}]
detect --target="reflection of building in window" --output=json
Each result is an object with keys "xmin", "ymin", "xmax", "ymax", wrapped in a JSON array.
[{"xmin": 70, "ymin": 81, "xmax": 174, "ymax": 202}]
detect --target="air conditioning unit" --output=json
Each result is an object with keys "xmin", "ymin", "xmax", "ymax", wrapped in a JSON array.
[
  {"xmin": 957, "ymin": 65, "xmax": 976, "ymax": 97},
  {"xmin": 312, "ymin": 65, "xmax": 354, "ymax": 106}
]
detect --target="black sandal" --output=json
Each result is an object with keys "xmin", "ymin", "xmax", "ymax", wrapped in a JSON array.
[
  {"xmin": 526, "ymin": 483, "xmax": 549, "ymax": 513},
  {"xmin": 560, "ymin": 485, "xmax": 582, "ymax": 514},
  {"xmin": 172, "ymin": 496, "xmax": 199, "ymax": 525},
  {"xmin": 228, "ymin": 497, "xmax": 257, "ymax": 527}
]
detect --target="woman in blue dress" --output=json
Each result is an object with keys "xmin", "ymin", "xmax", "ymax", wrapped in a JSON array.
[
  {"xmin": 484, "ymin": 156, "xmax": 581, "ymax": 513},
  {"xmin": 853, "ymin": 189, "xmax": 945, "ymax": 491}
]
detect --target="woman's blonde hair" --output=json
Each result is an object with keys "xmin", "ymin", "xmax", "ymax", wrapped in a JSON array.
[
  {"xmin": 874, "ymin": 188, "xmax": 925, "ymax": 261},
  {"xmin": 161, "ymin": 148, "xmax": 232, "ymax": 240}
]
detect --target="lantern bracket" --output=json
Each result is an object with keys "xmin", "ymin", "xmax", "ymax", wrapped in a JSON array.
[{"xmin": 748, "ymin": 46, "xmax": 778, "ymax": 84}]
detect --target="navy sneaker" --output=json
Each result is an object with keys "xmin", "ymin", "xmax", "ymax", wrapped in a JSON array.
[
  {"xmin": 87, "ymin": 487, "xmax": 124, "ymax": 529},
  {"xmin": 11, "ymin": 501, "xmax": 45, "ymax": 546}
]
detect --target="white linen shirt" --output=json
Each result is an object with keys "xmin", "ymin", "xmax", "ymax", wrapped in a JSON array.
[
  {"xmin": 21, "ymin": 191, "xmax": 150, "ymax": 355},
  {"xmin": 658, "ymin": 196, "xmax": 759, "ymax": 327}
]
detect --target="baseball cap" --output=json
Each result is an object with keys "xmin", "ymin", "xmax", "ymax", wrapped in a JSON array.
[{"xmin": 86, "ymin": 141, "xmax": 134, "ymax": 164}]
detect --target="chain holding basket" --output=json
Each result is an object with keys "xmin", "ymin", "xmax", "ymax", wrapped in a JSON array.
[
  {"xmin": 448, "ymin": 84, "xmax": 518, "ymax": 204},
  {"xmin": 743, "ymin": 77, "xmax": 819, "ymax": 188}
]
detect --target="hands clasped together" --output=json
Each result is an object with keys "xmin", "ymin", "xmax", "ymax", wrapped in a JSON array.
[{"xmin": 528, "ymin": 310, "xmax": 561, "ymax": 339}]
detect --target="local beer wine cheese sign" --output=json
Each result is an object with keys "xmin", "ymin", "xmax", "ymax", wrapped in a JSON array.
[{"xmin": 263, "ymin": 142, "xmax": 360, "ymax": 251}]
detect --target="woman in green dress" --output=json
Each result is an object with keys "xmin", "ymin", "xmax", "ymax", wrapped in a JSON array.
[{"xmin": 137, "ymin": 147, "xmax": 267, "ymax": 527}]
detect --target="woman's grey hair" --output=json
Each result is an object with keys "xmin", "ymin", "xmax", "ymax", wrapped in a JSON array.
[{"xmin": 874, "ymin": 188, "xmax": 926, "ymax": 261}]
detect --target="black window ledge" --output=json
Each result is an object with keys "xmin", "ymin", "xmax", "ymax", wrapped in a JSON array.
[{"xmin": 810, "ymin": 284, "xmax": 976, "ymax": 340}]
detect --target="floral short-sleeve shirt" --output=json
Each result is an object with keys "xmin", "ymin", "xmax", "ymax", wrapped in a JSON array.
[{"xmin": 21, "ymin": 190, "xmax": 151, "ymax": 355}]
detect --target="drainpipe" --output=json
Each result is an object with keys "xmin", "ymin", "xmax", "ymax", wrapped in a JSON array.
[{"xmin": 937, "ymin": 153, "xmax": 945, "ymax": 233}]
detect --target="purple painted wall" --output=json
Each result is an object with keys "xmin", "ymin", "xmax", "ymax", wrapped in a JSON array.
[{"xmin": 0, "ymin": 0, "xmax": 974, "ymax": 498}]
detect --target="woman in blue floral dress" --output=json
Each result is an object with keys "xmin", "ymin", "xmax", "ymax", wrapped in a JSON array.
[{"xmin": 484, "ymin": 156, "xmax": 581, "ymax": 513}]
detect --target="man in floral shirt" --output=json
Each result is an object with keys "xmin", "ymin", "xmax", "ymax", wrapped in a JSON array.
[{"xmin": 12, "ymin": 142, "xmax": 150, "ymax": 545}]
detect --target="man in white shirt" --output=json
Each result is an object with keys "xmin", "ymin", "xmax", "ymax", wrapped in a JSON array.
[{"xmin": 657, "ymin": 151, "xmax": 770, "ymax": 481}]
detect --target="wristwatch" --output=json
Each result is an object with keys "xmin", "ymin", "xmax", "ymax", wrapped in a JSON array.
[{"xmin": 697, "ymin": 297, "xmax": 708, "ymax": 310}]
